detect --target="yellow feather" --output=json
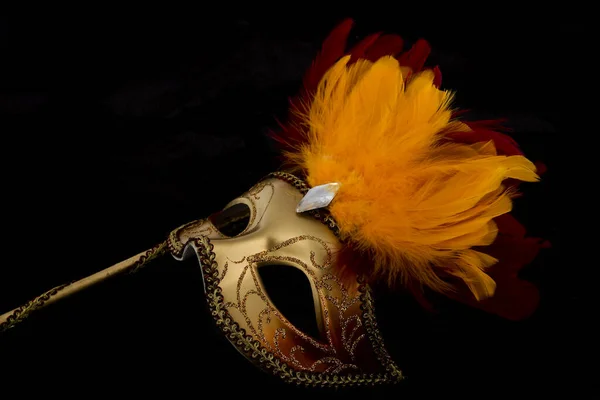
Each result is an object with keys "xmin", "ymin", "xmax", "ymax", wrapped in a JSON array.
[{"xmin": 289, "ymin": 56, "xmax": 539, "ymax": 300}]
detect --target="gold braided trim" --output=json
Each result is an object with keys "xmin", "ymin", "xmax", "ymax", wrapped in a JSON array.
[
  {"xmin": 0, "ymin": 242, "xmax": 168, "ymax": 333},
  {"xmin": 193, "ymin": 171, "xmax": 404, "ymax": 388}
]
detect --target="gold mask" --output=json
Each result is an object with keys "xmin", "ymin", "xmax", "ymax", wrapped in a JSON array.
[{"xmin": 167, "ymin": 172, "xmax": 403, "ymax": 387}]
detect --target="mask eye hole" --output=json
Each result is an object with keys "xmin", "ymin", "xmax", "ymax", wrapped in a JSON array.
[
  {"xmin": 209, "ymin": 203, "xmax": 251, "ymax": 237},
  {"xmin": 258, "ymin": 264, "xmax": 322, "ymax": 340}
]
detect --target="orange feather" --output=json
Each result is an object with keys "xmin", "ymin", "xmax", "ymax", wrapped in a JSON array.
[{"xmin": 284, "ymin": 55, "xmax": 539, "ymax": 300}]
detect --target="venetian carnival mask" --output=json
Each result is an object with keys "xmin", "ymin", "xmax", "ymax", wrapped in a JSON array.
[
  {"xmin": 0, "ymin": 19, "xmax": 548, "ymax": 388},
  {"xmin": 167, "ymin": 172, "xmax": 402, "ymax": 386}
]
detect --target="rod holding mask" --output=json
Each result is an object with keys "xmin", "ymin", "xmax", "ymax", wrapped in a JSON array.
[{"xmin": 0, "ymin": 243, "xmax": 167, "ymax": 333}]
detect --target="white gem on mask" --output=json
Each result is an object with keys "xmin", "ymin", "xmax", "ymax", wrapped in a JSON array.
[{"xmin": 296, "ymin": 182, "xmax": 341, "ymax": 213}]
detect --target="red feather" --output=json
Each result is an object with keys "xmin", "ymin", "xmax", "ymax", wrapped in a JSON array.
[
  {"xmin": 397, "ymin": 39, "xmax": 431, "ymax": 73},
  {"xmin": 445, "ymin": 214, "xmax": 550, "ymax": 320},
  {"xmin": 432, "ymin": 65, "xmax": 442, "ymax": 87},
  {"xmin": 302, "ymin": 18, "xmax": 354, "ymax": 94},
  {"xmin": 453, "ymin": 120, "xmax": 524, "ymax": 156},
  {"xmin": 364, "ymin": 34, "xmax": 405, "ymax": 61},
  {"xmin": 270, "ymin": 18, "xmax": 354, "ymax": 154},
  {"xmin": 348, "ymin": 33, "xmax": 382, "ymax": 63}
]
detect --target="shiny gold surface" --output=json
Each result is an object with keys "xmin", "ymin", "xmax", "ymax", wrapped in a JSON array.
[{"xmin": 169, "ymin": 172, "xmax": 402, "ymax": 386}]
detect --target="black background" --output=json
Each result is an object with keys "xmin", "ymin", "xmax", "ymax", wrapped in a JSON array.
[{"xmin": 0, "ymin": 10, "xmax": 591, "ymax": 397}]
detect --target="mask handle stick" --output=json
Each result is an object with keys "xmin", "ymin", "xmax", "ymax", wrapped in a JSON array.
[{"xmin": 0, "ymin": 241, "xmax": 168, "ymax": 333}]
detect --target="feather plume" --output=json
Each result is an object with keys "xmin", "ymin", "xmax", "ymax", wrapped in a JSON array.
[{"xmin": 283, "ymin": 55, "xmax": 539, "ymax": 300}]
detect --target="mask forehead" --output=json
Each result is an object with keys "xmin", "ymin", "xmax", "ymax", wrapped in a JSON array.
[{"xmin": 168, "ymin": 172, "xmax": 402, "ymax": 387}]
